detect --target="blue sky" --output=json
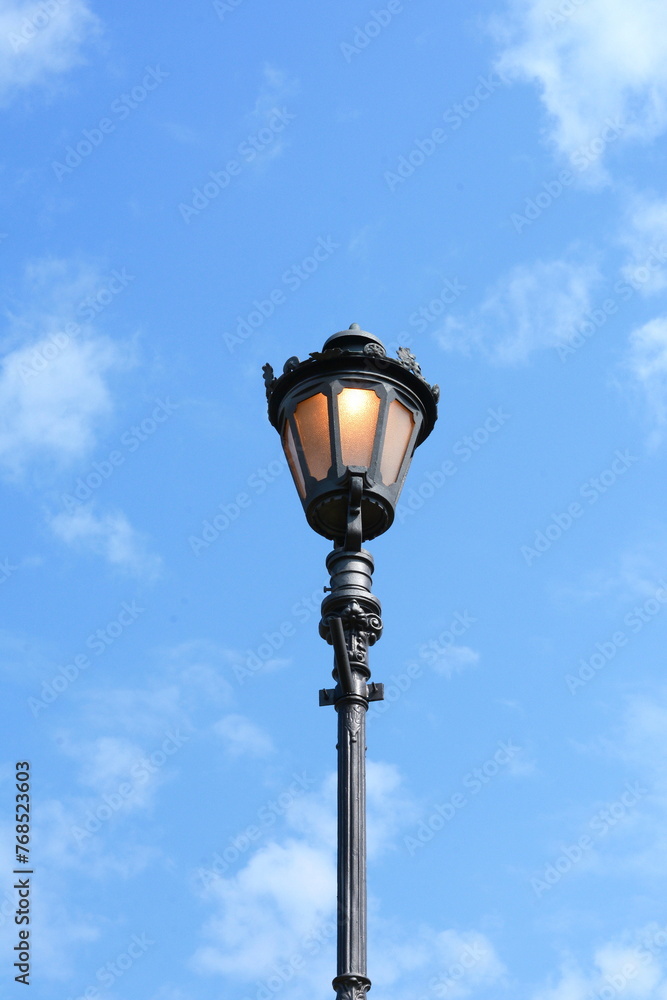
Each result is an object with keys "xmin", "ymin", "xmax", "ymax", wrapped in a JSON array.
[{"xmin": 1, "ymin": 0, "xmax": 667, "ymax": 998}]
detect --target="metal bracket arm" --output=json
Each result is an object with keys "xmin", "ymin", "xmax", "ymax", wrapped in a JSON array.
[
  {"xmin": 330, "ymin": 616, "xmax": 355, "ymax": 695},
  {"xmin": 343, "ymin": 475, "xmax": 364, "ymax": 552}
]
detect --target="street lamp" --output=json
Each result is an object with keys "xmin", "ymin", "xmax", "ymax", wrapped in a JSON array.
[{"xmin": 263, "ymin": 324, "xmax": 439, "ymax": 1000}]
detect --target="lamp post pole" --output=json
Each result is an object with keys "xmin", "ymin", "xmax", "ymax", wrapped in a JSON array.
[
  {"xmin": 319, "ymin": 546, "xmax": 384, "ymax": 1000},
  {"xmin": 264, "ymin": 326, "xmax": 439, "ymax": 1000}
]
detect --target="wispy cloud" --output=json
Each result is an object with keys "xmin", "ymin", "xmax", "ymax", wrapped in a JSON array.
[
  {"xmin": 494, "ymin": 0, "xmax": 667, "ymax": 176},
  {"xmin": 192, "ymin": 838, "xmax": 336, "ymax": 980},
  {"xmin": 49, "ymin": 504, "xmax": 163, "ymax": 579},
  {"xmin": 0, "ymin": 0, "xmax": 101, "ymax": 106},
  {"xmin": 561, "ymin": 692, "xmax": 667, "ymax": 882},
  {"xmin": 4, "ymin": 885, "xmax": 101, "ymax": 981},
  {"xmin": 431, "ymin": 644, "xmax": 480, "ymax": 677},
  {"xmin": 438, "ymin": 255, "xmax": 600, "ymax": 363},
  {"xmin": 626, "ymin": 315, "xmax": 667, "ymax": 443},
  {"xmin": 250, "ymin": 63, "xmax": 299, "ymax": 124},
  {"xmin": 244, "ymin": 63, "xmax": 299, "ymax": 165},
  {"xmin": 0, "ymin": 335, "xmax": 125, "ymax": 478},
  {"xmin": 29, "ymin": 641, "xmax": 234, "ymax": 881},
  {"xmin": 560, "ymin": 534, "xmax": 667, "ymax": 605},
  {"xmin": 620, "ymin": 193, "xmax": 667, "ymax": 296},
  {"xmin": 0, "ymin": 258, "xmax": 133, "ymax": 480},
  {"xmin": 214, "ymin": 714, "xmax": 275, "ymax": 758},
  {"xmin": 191, "ymin": 764, "xmax": 504, "ymax": 999},
  {"xmin": 0, "ymin": 258, "xmax": 156, "ymax": 575},
  {"xmin": 530, "ymin": 927, "xmax": 667, "ymax": 1000}
]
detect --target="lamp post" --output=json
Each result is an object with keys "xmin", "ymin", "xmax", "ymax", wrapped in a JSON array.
[{"xmin": 263, "ymin": 324, "xmax": 439, "ymax": 1000}]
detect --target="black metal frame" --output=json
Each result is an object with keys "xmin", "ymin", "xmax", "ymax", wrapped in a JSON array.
[
  {"xmin": 263, "ymin": 326, "xmax": 439, "ymax": 1000},
  {"xmin": 264, "ymin": 326, "xmax": 439, "ymax": 543}
]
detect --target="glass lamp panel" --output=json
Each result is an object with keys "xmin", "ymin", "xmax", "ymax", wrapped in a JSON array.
[
  {"xmin": 337, "ymin": 388, "xmax": 381, "ymax": 468},
  {"xmin": 380, "ymin": 399, "xmax": 415, "ymax": 484},
  {"xmin": 294, "ymin": 392, "xmax": 331, "ymax": 481},
  {"xmin": 282, "ymin": 421, "xmax": 306, "ymax": 498}
]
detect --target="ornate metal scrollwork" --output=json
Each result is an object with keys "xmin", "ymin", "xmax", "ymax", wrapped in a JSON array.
[
  {"xmin": 321, "ymin": 601, "xmax": 382, "ymax": 651},
  {"xmin": 340, "ymin": 600, "xmax": 383, "ymax": 647},
  {"xmin": 262, "ymin": 363, "xmax": 276, "ymax": 400},
  {"xmin": 363, "ymin": 341, "xmax": 386, "ymax": 358},
  {"xmin": 392, "ymin": 348, "xmax": 440, "ymax": 403},
  {"xmin": 396, "ymin": 346, "xmax": 422, "ymax": 375},
  {"xmin": 320, "ymin": 599, "xmax": 383, "ymax": 682},
  {"xmin": 309, "ymin": 348, "xmax": 343, "ymax": 361},
  {"xmin": 345, "ymin": 704, "xmax": 364, "ymax": 743}
]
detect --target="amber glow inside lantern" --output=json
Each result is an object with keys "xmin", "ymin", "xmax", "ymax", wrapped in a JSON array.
[
  {"xmin": 337, "ymin": 388, "xmax": 381, "ymax": 469},
  {"xmin": 294, "ymin": 392, "xmax": 331, "ymax": 481}
]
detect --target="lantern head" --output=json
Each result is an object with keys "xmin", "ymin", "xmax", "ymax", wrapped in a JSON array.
[{"xmin": 264, "ymin": 325, "xmax": 439, "ymax": 544}]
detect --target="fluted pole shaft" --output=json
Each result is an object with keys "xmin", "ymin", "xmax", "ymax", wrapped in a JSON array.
[
  {"xmin": 336, "ymin": 694, "xmax": 368, "ymax": 988},
  {"xmin": 319, "ymin": 547, "xmax": 383, "ymax": 1000}
]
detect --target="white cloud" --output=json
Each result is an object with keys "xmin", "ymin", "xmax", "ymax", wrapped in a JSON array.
[
  {"xmin": 250, "ymin": 63, "xmax": 298, "ymax": 124},
  {"xmin": 1, "ymin": 641, "xmax": 239, "ymax": 979},
  {"xmin": 434, "ymin": 928, "xmax": 506, "ymax": 995},
  {"xmin": 49, "ymin": 504, "xmax": 162, "ymax": 578},
  {"xmin": 192, "ymin": 839, "xmax": 336, "ymax": 979},
  {"xmin": 243, "ymin": 63, "xmax": 299, "ymax": 166},
  {"xmin": 0, "ymin": 882, "xmax": 100, "ymax": 981},
  {"xmin": 75, "ymin": 734, "xmax": 146, "ymax": 792},
  {"xmin": 282, "ymin": 770, "xmax": 338, "ymax": 853},
  {"xmin": 34, "ymin": 726, "xmax": 193, "ymax": 878},
  {"xmin": 0, "ymin": 258, "xmax": 134, "ymax": 479},
  {"xmin": 53, "ymin": 727, "xmax": 187, "ymax": 825},
  {"xmin": 531, "ymin": 929, "xmax": 667, "ymax": 1000},
  {"xmin": 0, "ymin": 336, "xmax": 124, "ymax": 477},
  {"xmin": 596, "ymin": 941, "xmax": 664, "ymax": 995},
  {"xmin": 214, "ymin": 714, "xmax": 275, "ymax": 758},
  {"xmin": 617, "ymin": 696, "xmax": 667, "ymax": 813},
  {"xmin": 29, "ymin": 643, "xmax": 237, "ymax": 876},
  {"xmin": 160, "ymin": 641, "xmax": 237, "ymax": 710},
  {"xmin": 0, "ymin": 0, "xmax": 101, "ymax": 106},
  {"xmin": 35, "ymin": 794, "xmax": 160, "ymax": 877},
  {"xmin": 495, "ymin": 0, "xmax": 667, "ymax": 173},
  {"xmin": 620, "ymin": 195, "xmax": 667, "ymax": 296},
  {"xmin": 366, "ymin": 760, "xmax": 419, "ymax": 855},
  {"xmin": 77, "ymin": 682, "xmax": 187, "ymax": 737},
  {"xmin": 626, "ymin": 316, "xmax": 667, "ymax": 441},
  {"xmin": 431, "ymin": 644, "xmax": 480, "ymax": 677},
  {"xmin": 191, "ymin": 764, "xmax": 504, "ymax": 999},
  {"xmin": 348, "ymin": 224, "xmax": 375, "ymax": 259},
  {"xmin": 560, "ymin": 536, "xmax": 667, "ymax": 604},
  {"xmin": 365, "ymin": 923, "xmax": 506, "ymax": 1000},
  {"xmin": 62, "ymin": 640, "xmax": 233, "ymax": 739},
  {"xmin": 283, "ymin": 760, "xmax": 417, "ymax": 861},
  {"xmin": 438, "ymin": 256, "xmax": 600, "ymax": 363},
  {"xmin": 576, "ymin": 692, "xmax": 667, "ymax": 880},
  {"xmin": 531, "ymin": 966, "xmax": 593, "ymax": 1000},
  {"xmin": 227, "ymin": 646, "xmax": 291, "ymax": 681}
]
